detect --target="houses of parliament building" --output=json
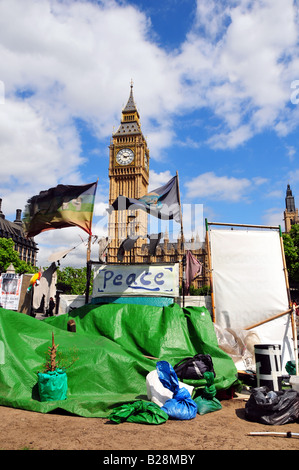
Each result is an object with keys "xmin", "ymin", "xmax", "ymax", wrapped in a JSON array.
[
  {"xmin": 106, "ymin": 84, "xmax": 299, "ymax": 290},
  {"xmin": 0, "ymin": 198, "xmax": 38, "ymax": 268}
]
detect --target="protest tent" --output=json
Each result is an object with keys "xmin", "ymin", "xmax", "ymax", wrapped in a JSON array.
[{"xmin": 0, "ymin": 302, "xmax": 238, "ymax": 418}]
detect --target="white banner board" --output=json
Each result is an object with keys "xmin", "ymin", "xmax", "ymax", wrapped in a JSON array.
[
  {"xmin": 93, "ymin": 264, "xmax": 179, "ymax": 297},
  {"xmin": 0, "ymin": 273, "xmax": 23, "ymax": 310},
  {"xmin": 210, "ymin": 229, "xmax": 289, "ymax": 329},
  {"xmin": 209, "ymin": 228, "xmax": 293, "ymax": 371}
]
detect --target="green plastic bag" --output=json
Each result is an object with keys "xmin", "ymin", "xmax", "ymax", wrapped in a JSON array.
[
  {"xmin": 194, "ymin": 371, "xmax": 222, "ymax": 415},
  {"xmin": 201, "ymin": 372, "xmax": 217, "ymax": 399},
  {"xmin": 108, "ymin": 400, "xmax": 169, "ymax": 425},
  {"xmin": 37, "ymin": 368, "xmax": 68, "ymax": 402},
  {"xmin": 286, "ymin": 360, "xmax": 298, "ymax": 375},
  {"xmin": 194, "ymin": 395, "xmax": 222, "ymax": 415}
]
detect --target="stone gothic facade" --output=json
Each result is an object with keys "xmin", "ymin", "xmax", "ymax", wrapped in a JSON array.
[{"xmin": 0, "ymin": 198, "xmax": 38, "ymax": 268}]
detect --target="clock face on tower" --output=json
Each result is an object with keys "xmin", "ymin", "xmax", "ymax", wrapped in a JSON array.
[{"xmin": 116, "ymin": 148, "xmax": 134, "ymax": 165}]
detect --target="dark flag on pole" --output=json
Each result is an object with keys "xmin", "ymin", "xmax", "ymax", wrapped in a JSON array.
[
  {"xmin": 108, "ymin": 175, "xmax": 181, "ymax": 223},
  {"xmin": 148, "ymin": 232, "xmax": 163, "ymax": 255},
  {"xmin": 117, "ymin": 236, "xmax": 139, "ymax": 262},
  {"xmin": 117, "ymin": 233, "xmax": 162, "ymax": 262},
  {"xmin": 23, "ymin": 181, "xmax": 98, "ymax": 238}
]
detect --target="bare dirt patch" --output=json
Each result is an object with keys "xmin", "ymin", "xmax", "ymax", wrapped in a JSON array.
[{"xmin": 1, "ymin": 396, "xmax": 298, "ymax": 451}]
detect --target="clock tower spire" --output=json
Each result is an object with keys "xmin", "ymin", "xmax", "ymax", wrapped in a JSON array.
[{"xmin": 107, "ymin": 83, "xmax": 150, "ymax": 263}]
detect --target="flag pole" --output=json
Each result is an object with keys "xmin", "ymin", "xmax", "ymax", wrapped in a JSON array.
[
  {"xmin": 85, "ymin": 235, "xmax": 92, "ymax": 305},
  {"xmin": 176, "ymin": 171, "xmax": 185, "ymax": 307},
  {"xmin": 176, "ymin": 171, "xmax": 184, "ymax": 242},
  {"xmin": 205, "ymin": 219, "xmax": 216, "ymax": 322},
  {"xmin": 85, "ymin": 179, "xmax": 98, "ymax": 304}
]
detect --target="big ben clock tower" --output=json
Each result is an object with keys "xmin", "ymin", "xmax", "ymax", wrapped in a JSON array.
[{"xmin": 107, "ymin": 83, "xmax": 150, "ymax": 263}]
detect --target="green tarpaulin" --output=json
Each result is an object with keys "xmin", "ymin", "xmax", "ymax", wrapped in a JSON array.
[{"xmin": 0, "ymin": 302, "xmax": 239, "ymax": 418}]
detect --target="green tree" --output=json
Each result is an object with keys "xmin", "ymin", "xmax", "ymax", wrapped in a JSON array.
[
  {"xmin": 0, "ymin": 237, "xmax": 38, "ymax": 274},
  {"xmin": 56, "ymin": 266, "xmax": 92, "ymax": 295},
  {"xmin": 283, "ymin": 225, "xmax": 299, "ymax": 283}
]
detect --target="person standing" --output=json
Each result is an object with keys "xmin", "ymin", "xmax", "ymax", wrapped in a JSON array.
[{"xmin": 48, "ymin": 297, "xmax": 55, "ymax": 316}]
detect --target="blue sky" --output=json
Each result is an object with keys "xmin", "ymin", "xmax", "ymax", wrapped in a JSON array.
[{"xmin": 1, "ymin": 0, "xmax": 299, "ymax": 267}]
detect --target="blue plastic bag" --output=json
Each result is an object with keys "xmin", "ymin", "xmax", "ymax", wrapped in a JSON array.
[{"xmin": 156, "ymin": 361, "xmax": 197, "ymax": 420}]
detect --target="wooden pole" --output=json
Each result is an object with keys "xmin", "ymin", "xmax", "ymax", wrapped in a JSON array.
[
  {"xmin": 85, "ymin": 260, "xmax": 91, "ymax": 305},
  {"xmin": 279, "ymin": 225, "xmax": 298, "ymax": 373},
  {"xmin": 249, "ymin": 431, "xmax": 299, "ymax": 438},
  {"xmin": 279, "ymin": 225, "xmax": 291, "ymax": 306},
  {"xmin": 208, "ymin": 222, "xmax": 280, "ymax": 230},
  {"xmin": 245, "ymin": 309, "xmax": 292, "ymax": 330},
  {"xmin": 291, "ymin": 304, "xmax": 299, "ymax": 375},
  {"xmin": 85, "ymin": 230, "xmax": 92, "ymax": 304},
  {"xmin": 87, "ymin": 234, "xmax": 91, "ymax": 263},
  {"xmin": 205, "ymin": 219, "xmax": 216, "ymax": 322}
]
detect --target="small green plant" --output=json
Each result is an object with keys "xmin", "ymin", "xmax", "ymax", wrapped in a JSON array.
[
  {"xmin": 44, "ymin": 332, "xmax": 59, "ymax": 372},
  {"xmin": 41, "ymin": 332, "xmax": 78, "ymax": 373}
]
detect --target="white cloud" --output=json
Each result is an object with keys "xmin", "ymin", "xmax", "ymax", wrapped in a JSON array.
[
  {"xmin": 220, "ymin": 0, "xmax": 296, "ymax": 106},
  {"xmin": 266, "ymin": 190, "xmax": 283, "ymax": 199},
  {"xmin": 0, "ymin": 0, "xmax": 299, "ymax": 266},
  {"xmin": 207, "ymin": 125, "xmax": 253, "ymax": 149},
  {"xmin": 185, "ymin": 171, "xmax": 251, "ymax": 202},
  {"xmin": 33, "ymin": 223, "xmax": 104, "ymax": 268},
  {"xmin": 0, "ymin": 0, "xmax": 298, "ymax": 204},
  {"xmin": 262, "ymin": 208, "xmax": 285, "ymax": 227},
  {"xmin": 0, "ymin": 98, "xmax": 82, "ymax": 183},
  {"xmin": 177, "ymin": 0, "xmax": 299, "ymax": 147},
  {"xmin": 148, "ymin": 169, "xmax": 174, "ymax": 190},
  {"xmin": 94, "ymin": 201, "xmax": 109, "ymax": 218},
  {"xmin": 288, "ymin": 169, "xmax": 299, "ymax": 183},
  {"xmin": 253, "ymin": 177, "xmax": 268, "ymax": 186},
  {"xmin": 0, "ymin": 0, "xmax": 182, "ymax": 209},
  {"xmin": 286, "ymin": 145, "xmax": 296, "ymax": 161}
]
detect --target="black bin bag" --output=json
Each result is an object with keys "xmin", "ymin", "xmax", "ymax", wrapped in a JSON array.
[
  {"xmin": 173, "ymin": 354, "xmax": 215, "ymax": 381},
  {"xmin": 245, "ymin": 386, "xmax": 299, "ymax": 425}
]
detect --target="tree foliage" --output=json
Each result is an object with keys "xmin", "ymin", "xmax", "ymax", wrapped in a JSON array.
[
  {"xmin": 283, "ymin": 225, "xmax": 299, "ymax": 283},
  {"xmin": 56, "ymin": 266, "xmax": 92, "ymax": 295},
  {"xmin": 0, "ymin": 237, "xmax": 38, "ymax": 274}
]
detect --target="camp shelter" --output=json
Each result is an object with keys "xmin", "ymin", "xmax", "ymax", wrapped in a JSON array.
[
  {"xmin": 0, "ymin": 302, "xmax": 238, "ymax": 417},
  {"xmin": 206, "ymin": 222, "xmax": 296, "ymax": 372}
]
